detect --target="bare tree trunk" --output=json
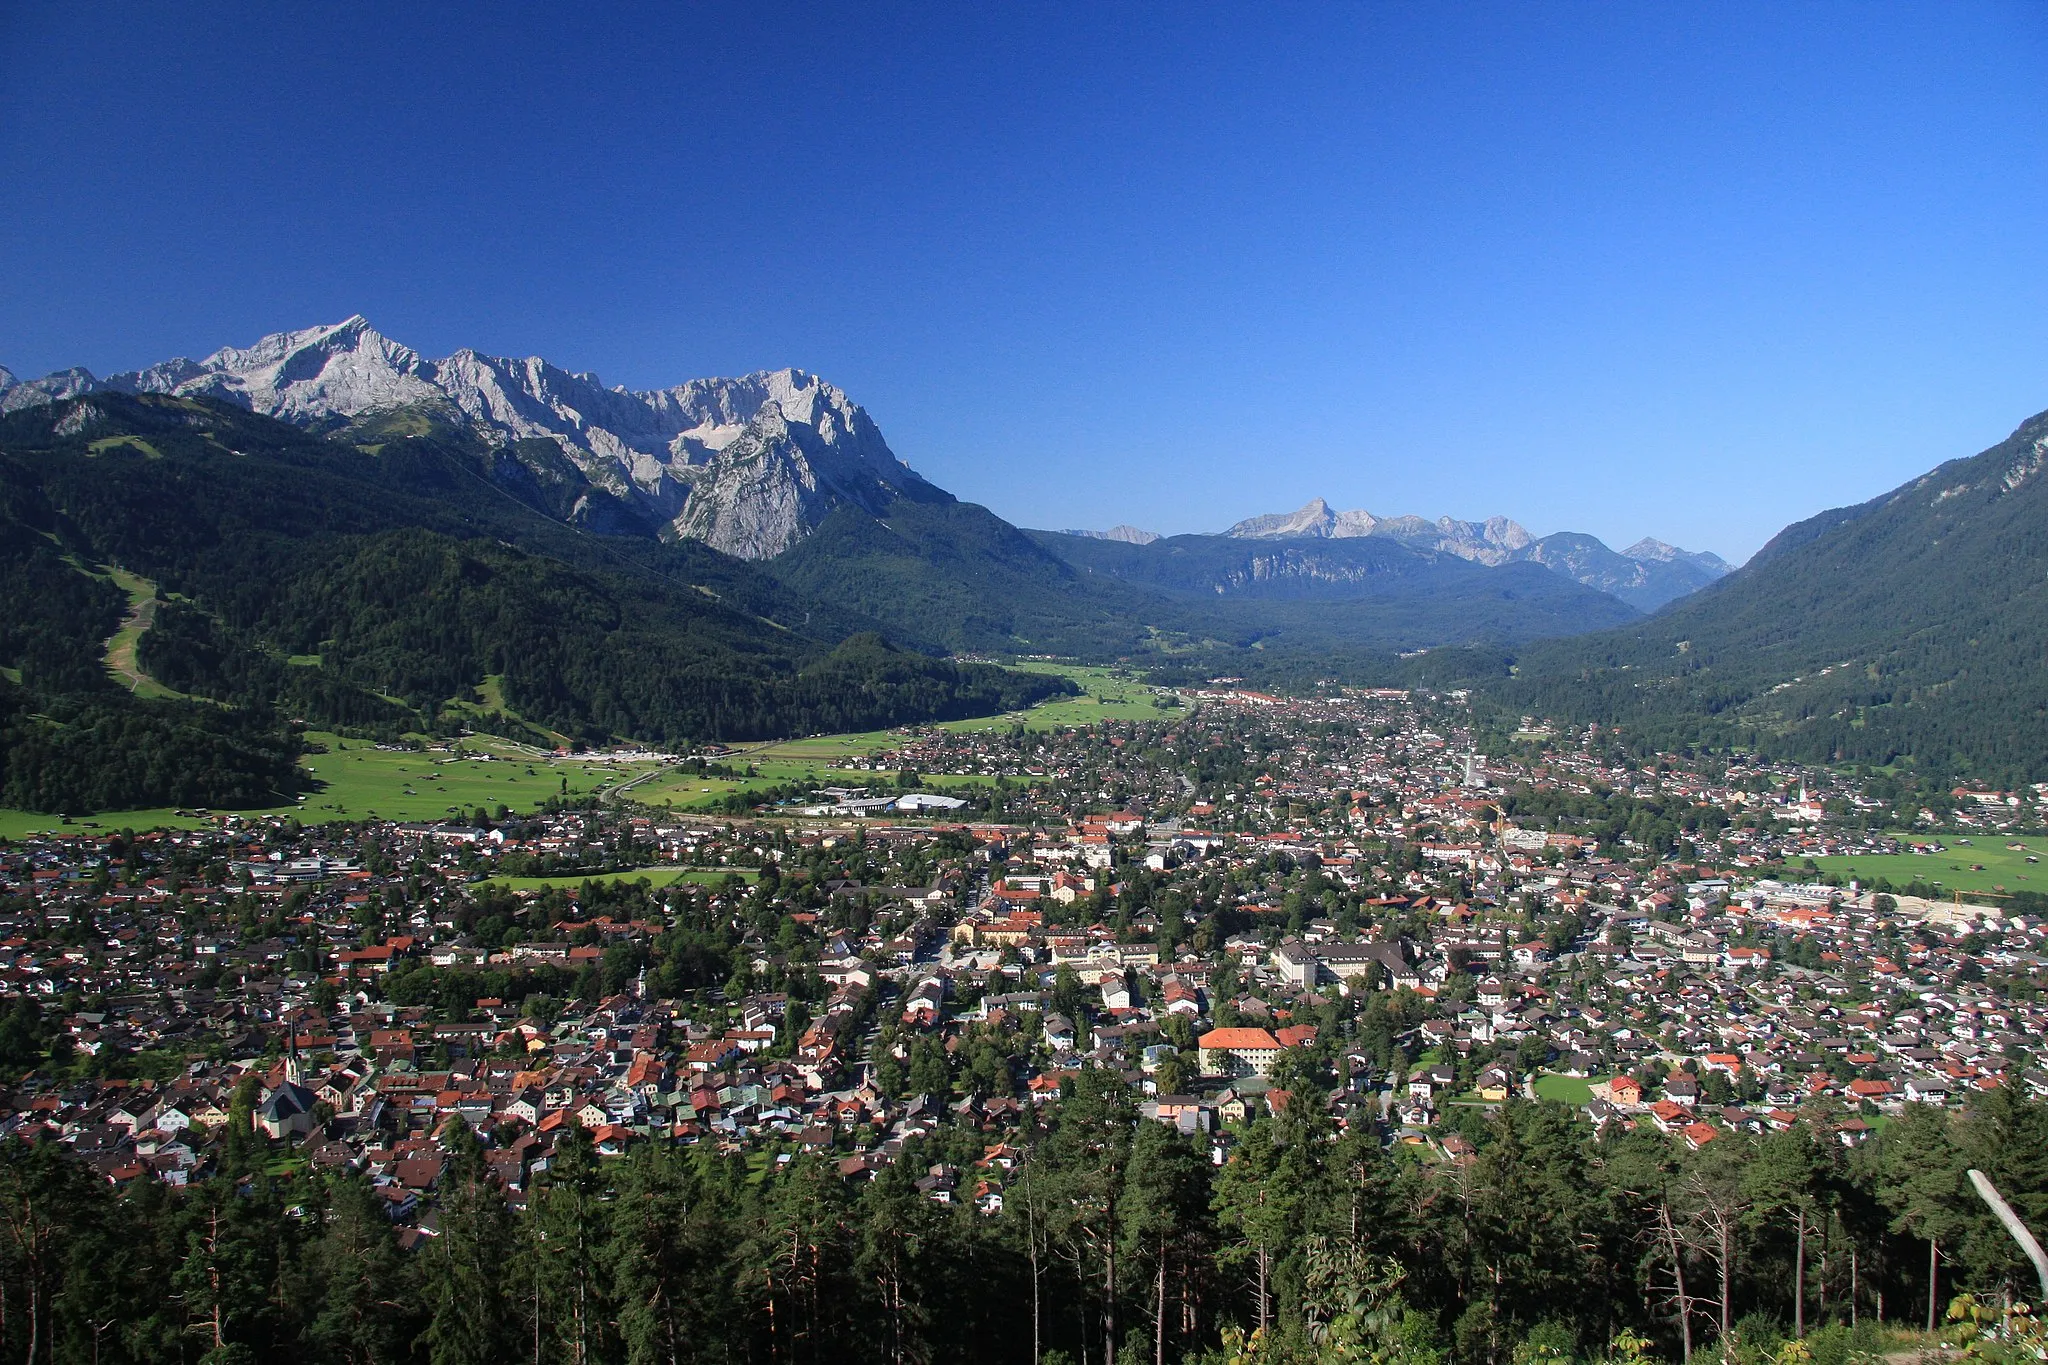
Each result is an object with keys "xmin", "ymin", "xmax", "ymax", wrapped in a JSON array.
[
  {"xmin": 576, "ymin": 1262, "xmax": 588, "ymax": 1365},
  {"xmin": 1026, "ymin": 1195, "xmax": 1042, "ymax": 1365},
  {"xmin": 1926, "ymin": 1238, "xmax": 1938, "ymax": 1333},
  {"xmin": 1660, "ymin": 1200, "xmax": 1694, "ymax": 1365},
  {"xmin": 1076, "ymin": 1264, "xmax": 1089, "ymax": 1365},
  {"xmin": 1155, "ymin": 1244, "xmax": 1167, "ymax": 1365},
  {"xmin": 1818, "ymin": 1217, "xmax": 1830, "ymax": 1322},
  {"xmin": 1063, "ymin": 1243, "xmax": 1091, "ymax": 1365},
  {"xmin": 206, "ymin": 1204, "xmax": 226, "ymax": 1356},
  {"xmin": 1103, "ymin": 1229, "xmax": 1118, "ymax": 1365},
  {"xmin": 1719, "ymin": 1214, "xmax": 1734, "ymax": 1359},
  {"xmin": 1795, "ymin": 1207, "xmax": 1806, "ymax": 1339},
  {"xmin": 1850, "ymin": 1244, "xmax": 1858, "ymax": 1328}
]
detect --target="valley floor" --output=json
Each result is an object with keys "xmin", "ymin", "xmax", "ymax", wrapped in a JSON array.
[{"xmin": 0, "ymin": 662, "xmax": 1165, "ymax": 833}]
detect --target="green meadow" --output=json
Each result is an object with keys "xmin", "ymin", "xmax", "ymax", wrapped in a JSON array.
[
  {"xmin": 0, "ymin": 661, "xmax": 1176, "ymax": 835},
  {"xmin": 0, "ymin": 734, "xmax": 660, "ymax": 840},
  {"xmin": 1532, "ymin": 1073, "xmax": 1605, "ymax": 1105},
  {"xmin": 478, "ymin": 866, "xmax": 757, "ymax": 892},
  {"xmin": 634, "ymin": 663, "xmax": 1166, "ymax": 812},
  {"xmin": 1811, "ymin": 831, "xmax": 2048, "ymax": 897}
]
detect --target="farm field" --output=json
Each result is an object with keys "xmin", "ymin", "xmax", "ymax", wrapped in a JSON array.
[{"xmin": 1811, "ymin": 832, "xmax": 2048, "ymax": 897}]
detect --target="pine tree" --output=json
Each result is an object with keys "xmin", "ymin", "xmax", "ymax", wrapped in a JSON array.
[
  {"xmin": 1744, "ymin": 1125, "xmax": 1828, "ymax": 1337},
  {"xmin": 306, "ymin": 1174, "xmax": 416, "ymax": 1365},
  {"xmin": 418, "ymin": 1122, "xmax": 518, "ymax": 1365},
  {"xmin": 1877, "ymin": 1103, "xmax": 1969, "ymax": 1331}
]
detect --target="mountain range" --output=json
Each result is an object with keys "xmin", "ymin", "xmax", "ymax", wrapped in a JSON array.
[
  {"xmin": 0, "ymin": 321, "xmax": 1729, "ymax": 613},
  {"xmin": 0, "ymin": 316, "xmax": 1646, "ymax": 813},
  {"xmin": 1064, "ymin": 497, "xmax": 1730, "ymax": 612},
  {"xmin": 8, "ymin": 316, "xmax": 2048, "ymax": 804},
  {"xmin": 0, "ymin": 391, "xmax": 1072, "ymax": 813},
  {"xmin": 0, "ymin": 320, "xmax": 1669, "ymax": 665},
  {"xmin": 0, "ymin": 317, "xmax": 930, "ymax": 560}
]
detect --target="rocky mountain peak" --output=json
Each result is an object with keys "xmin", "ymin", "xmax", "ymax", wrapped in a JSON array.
[
  {"xmin": 1622, "ymin": 537, "xmax": 1732, "ymax": 572},
  {"xmin": 1226, "ymin": 497, "xmax": 1340, "ymax": 539},
  {"xmin": 1, "ymin": 320, "xmax": 932, "ymax": 560},
  {"xmin": 1226, "ymin": 498, "xmax": 1530, "ymax": 563},
  {"xmin": 1062, "ymin": 524, "xmax": 1161, "ymax": 545},
  {"xmin": 1622, "ymin": 536, "xmax": 1682, "ymax": 561}
]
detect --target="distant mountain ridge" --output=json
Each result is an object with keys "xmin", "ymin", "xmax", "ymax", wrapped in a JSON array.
[
  {"xmin": 1061, "ymin": 524, "xmax": 1161, "ymax": 545},
  {"xmin": 1216, "ymin": 497, "xmax": 1730, "ymax": 611},
  {"xmin": 1227, "ymin": 497, "xmax": 1535, "ymax": 563},
  {"xmin": 0, "ymin": 317, "xmax": 928, "ymax": 560}
]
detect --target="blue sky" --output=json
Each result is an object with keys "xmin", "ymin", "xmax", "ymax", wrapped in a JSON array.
[{"xmin": 4, "ymin": 3, "xmax": 2045, "ymax": 561}]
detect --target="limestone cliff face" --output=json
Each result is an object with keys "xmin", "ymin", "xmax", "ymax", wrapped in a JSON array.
[{"xmin": 0, "ymin": 317, "xmax": 932, "ymax": 560}]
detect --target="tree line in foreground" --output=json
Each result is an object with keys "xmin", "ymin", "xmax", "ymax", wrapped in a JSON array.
[{"xmin": 0, "ymin": 1072, "xmax": 2042, "ymax": 1365}]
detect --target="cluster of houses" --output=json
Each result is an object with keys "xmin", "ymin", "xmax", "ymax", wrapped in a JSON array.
[{"xmin": 0, "ymin": 686, "xmax": 2039, "ymax": 1223}]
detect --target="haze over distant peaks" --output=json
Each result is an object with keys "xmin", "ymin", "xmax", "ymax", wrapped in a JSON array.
[
  {"xmin": 1221, "ymin": 497, "xmax": 1731, "ymax": 611},
  {"xmin": 0, "ymin": 316, "xmax": 929, "ymax": 559}
]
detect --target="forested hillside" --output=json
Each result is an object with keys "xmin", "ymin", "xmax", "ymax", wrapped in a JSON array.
[
  {"xmin": 1407, "ymin": 407, "xmax": 2048, "ymax": 784},
  {"xmin": 0, "ymin": 395, "xmax": 1071, "ymax": 812}
]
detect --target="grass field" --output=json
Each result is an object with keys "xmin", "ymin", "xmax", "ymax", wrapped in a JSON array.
[
  {"xmin": 630, "ymin": 758, "xmax": 1043, "ymax": 813},
  {"xmin": 1812, "ymin": 832, "xmax": 2048, "ymax": 897},
  {"xmin": 0, "ymin": 661, "xmax": 1176, "ymax": 835},
  {"xmin": 633, "ymin": 663, "xmax": 1167, "ymax": 813},
  {"xmin": 87, "ymin": 434, "xmax": 163, "ymax": 458},
  {"xmin": 0, "ymin": 734, "xmax": 664, "ymax": 840},
  {"xmin": 729, "ymin": 662, "xmax": 1173, "ymax": 763},
  {"xmin": 1532, "ymin": 1073, "xmax": 1604, "ymax": 1105},
  {"xmin": 478, "ymin": 866, "xmax": 757, "ymax": 892}
]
